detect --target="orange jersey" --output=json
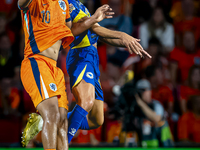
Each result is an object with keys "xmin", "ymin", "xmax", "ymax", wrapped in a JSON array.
[
  {"xmin": 178, "ymin": 112, "xmax": 200, "ymax": 143},
  {"xmin": 180, "ymin": 85, "xmax": 200, "ymax": 101},
  {"xmin": 19, "ymin": 0, "xmax": 74, "ymax": 58}
]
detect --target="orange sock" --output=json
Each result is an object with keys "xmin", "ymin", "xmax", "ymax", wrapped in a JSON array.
[{"xmin": 45, "ymin": 149, "xmax": 56, "ymax": 150}]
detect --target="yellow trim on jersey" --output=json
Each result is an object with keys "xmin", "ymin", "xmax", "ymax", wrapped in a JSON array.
[
  {"xmin": 72, "ymin": 64, "xmax": 87, "ymax": 88},
  {"xmin": 98, "ymin": 79, "xmax": 102, "ymax": 89},
  {"xmin": 72, "ymin": 35, "xmax": 91, "ymax": 49},
  {"xmin": 73, "ymin": 9, "xmax": 88, "ymax": 23}
]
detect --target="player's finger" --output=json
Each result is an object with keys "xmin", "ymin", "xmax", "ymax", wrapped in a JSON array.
[
  {"xmin": 141, "ymin": 49, "xmax": 152, "ymax": 58},
  {"xmin": 126, "ymin": 44, "xmax": 133, "ymax": 54},
  {"xmin": 131, "ymin": 42, "xmax": 142, "ymax": 57},
  {"xmin": 134, "ymin": 41, "xmax": 143, "ymax": 50},
  {"xmin": 105, "ymin": 12, "xmax": 115, "ymax": 16},
  {"xmin": 102, "ymin": 4, "xmax": 109, "ymax": 8},
  {"xmin": 101, "ymin": 5, "xmax": 110, "ymax": 10},
  {"xmin": 129, "ymin": 43, "xmax": 139, "ymax": 55},
  {"xmin": 105, "ymin": 16, "xmax": 113, "ymax": 19},
  {"xmin": 135, "ymin": 38, "xmax": 140, "ymax": 41}
]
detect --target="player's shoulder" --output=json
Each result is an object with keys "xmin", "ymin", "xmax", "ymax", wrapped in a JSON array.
[
  {"xmin": 68, "ymin": 0, "xmax": 78, "ymax": 7},
  {"xmin": 67, "ymin": 0, "xmax": 79, "ymax": 14}
]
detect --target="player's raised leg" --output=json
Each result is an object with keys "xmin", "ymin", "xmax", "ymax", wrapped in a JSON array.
[
  {"xmin": 67, "ymin": 79, "xmax": 95, "ymax": 142},
  {"xmin": 87, "ymin": 99, "xmax": 104, "ymax": 129}
]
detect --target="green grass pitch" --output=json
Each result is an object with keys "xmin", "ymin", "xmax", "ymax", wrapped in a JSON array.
[{"xmin": 1, "ymin": 148, "xmax": 200, "ymax": 150}]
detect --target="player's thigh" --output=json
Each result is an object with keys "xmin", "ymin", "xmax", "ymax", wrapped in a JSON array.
[
  {"xmin": 37, "ymin": 96, "xmax": 60, "ymax": 123},
  {"xmin": 56, "ymin": 68, "xmax": 68, "ymax": 111},
  {"xmin": 21, "ymin": 56, "xmax": 61, "ymax": 109},
  {"xmin": 88, "ymin": 77, "xmax": 104, "ymax": 122},
  {"xmin": 72, "ymin": 79, "xmax": 95, "ymax": 111}
]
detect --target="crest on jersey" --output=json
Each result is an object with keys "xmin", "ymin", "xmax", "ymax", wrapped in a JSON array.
[
  {"xmin": 49, "ymin": 83, "xmax": 57, "ymax": 92},
  {"xmin": 86, "ymin": 72, "xmax": 94, "ymax": 79},
  {"xmin": 58, "ymin": 0, "xmax": 66, "ymax": 11},
  {"xmin": 69, "ymin": 3, "xmax": 75, "ymax": 13}
]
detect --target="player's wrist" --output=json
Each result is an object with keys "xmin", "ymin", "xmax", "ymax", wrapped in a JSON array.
[{"xmin": 90, "ymin": 15, "xmax": 99, "ymax": 24}]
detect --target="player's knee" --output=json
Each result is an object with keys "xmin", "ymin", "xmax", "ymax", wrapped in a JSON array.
[
  {"xmin": 43, "ymin": 110, "xmax": 60, "ymax": 126},
  {"xmin": 58, "ymin": 113, "xmax": 68, "ymax": 129},
  {"xmin": 95, "ymin": 116, "xmax": 104, "ymax": 127},
  {"xmin": 79, "ymin": 95, "xmax": 95, "ymax": 111},
  {"xmin": 87, "ymin": 97, "xmax": 95, "ymax": 110}
]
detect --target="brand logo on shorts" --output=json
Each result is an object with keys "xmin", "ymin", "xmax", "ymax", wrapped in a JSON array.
[
  {"xmin": 86, "ymin": 72, "xmax": 93, "ymax": 79},
  {"xmin": 58, "ymin": 0, "xmax": 66, "ymax": 11},
  {"xmin": 49, "ymin": 83, "xmax": 57, "ymax": 92},
  {"xmin": 69, "ymin": 128, "xmax": 76, "ymax": 136}
]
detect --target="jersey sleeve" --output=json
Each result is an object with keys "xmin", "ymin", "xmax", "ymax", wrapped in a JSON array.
[
  {"xmin": 153, "ymin": 100, "xmax": 164, "ymax": 117},
  {"xmin": 68, "ymin": 1, "xmax": 88, "ymax": 23}
]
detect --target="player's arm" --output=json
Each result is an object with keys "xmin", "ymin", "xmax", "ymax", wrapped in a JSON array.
[
  {"xmin": 18, "ymin": 0, "xmax": 32, "ymax": 9},
  {"xmin": 94, "ymin": 25, "xmax": 151, "ymax": 58},
  {"xmin": 69, "ymin": 5, "xmax": 114, "ymax": 36},
  {"xmin": 135, "ymin": 94, "xmax": 162, "ymax": 124}
]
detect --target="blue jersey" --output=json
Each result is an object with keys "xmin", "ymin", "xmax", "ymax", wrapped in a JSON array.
[{"xmin": 68, "ymin": 0, "xmax": 99, "ymax": 49}]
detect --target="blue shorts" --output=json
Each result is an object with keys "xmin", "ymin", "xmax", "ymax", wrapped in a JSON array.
[{"xmin": 66, "ymin": 46, "xmax": 104, "ymax": 101}]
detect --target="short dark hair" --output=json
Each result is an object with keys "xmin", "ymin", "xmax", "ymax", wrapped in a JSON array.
[
  {"xmin": 187, "ymin": 65, "xmax": 200, "ymax": 89},
  {"xmin": 145, "ymin": 65, "xmax": 161, "ymax": 79},
  {"xmin": 148, "ymin": 37, "xmax": 161, "ymax": 46},
  {"xmin": 187, "ymin": 95, "xmax": 200, "ymax": 111}
]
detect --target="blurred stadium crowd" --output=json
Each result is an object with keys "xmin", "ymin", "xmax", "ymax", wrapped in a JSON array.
[{"xmin": 0, "ymin": 0, "xmax": 200, "ymax": 148}]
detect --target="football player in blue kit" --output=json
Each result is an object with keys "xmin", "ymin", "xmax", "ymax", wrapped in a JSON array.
[{"xmin": 22, "ymin": 0, "xmax": 151, "ymax": 146}]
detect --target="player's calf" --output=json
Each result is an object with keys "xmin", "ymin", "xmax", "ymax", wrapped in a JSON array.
[
  {"xmin": 37, "ymin": 97, "xmax": 60, "ymax": 150},
  {"xmin": 57, "ymin": 108, "xmax": 68, "ymax": 150}
]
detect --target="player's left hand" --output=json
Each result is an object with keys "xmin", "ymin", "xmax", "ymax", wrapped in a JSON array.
[
  {"xmin": 93, "ymin": 4, "xmax": 115, "ymax": 23},
  {"xmin": 121, "ymin": 33, "xmax": 152, "ymax": 58}
]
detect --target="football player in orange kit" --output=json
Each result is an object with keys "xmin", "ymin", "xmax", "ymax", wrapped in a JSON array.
[{"xmin": 18, "ymin": 0, "xmax": 114, "ymax": 149}]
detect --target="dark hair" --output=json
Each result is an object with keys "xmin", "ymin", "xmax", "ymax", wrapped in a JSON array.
[
  {"xmin": 148, "ymin": 36, "xmax": 161, "ymax": 46},
  {"xmin": 148, "ymin": 7, "xmax": 166, "ymax": 37},
  {"xmin": 187, "ymin": 65, "xmax": 200, "ymax": 89},
  {"xmin": 144, "ymin": 65, "xmax": 162, "ymax": 79},
  {"xmin": 145, "ymin": 65, "xmax": 156, "ymax": 79},
  {"xmin": 187, "ymin": 95, "xmax": 200, "ymax": 111}
]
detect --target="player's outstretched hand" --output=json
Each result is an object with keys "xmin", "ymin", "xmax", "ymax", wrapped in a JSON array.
[
  {"xmin": 121, "ymin": 33, "xmax": 152, "ymax": 58},
  {"xmin": 93, "ymin": 4, "xmax": 114, "ymax": 23}
]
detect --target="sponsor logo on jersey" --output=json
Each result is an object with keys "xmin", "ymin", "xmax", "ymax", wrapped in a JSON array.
[{"xmin": 49, "ymin": 83, "xmax": 57, "ymax": 92}]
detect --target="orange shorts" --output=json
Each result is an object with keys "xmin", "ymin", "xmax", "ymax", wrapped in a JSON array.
[{"xmin": 20, "ymin": 54, "xmax": 68, "ymax": 110}]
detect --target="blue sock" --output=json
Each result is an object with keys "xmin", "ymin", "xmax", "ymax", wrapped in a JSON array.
[
  {"xmin": 67, "ymin": 110, "xmax": 89, "ymax": 130},
  {"xmin": 67, "ymin": 111, "xmax": 72, "ymax": 119},
  {"xmin": 67, "ymin": 105, "xmax": 88, "ymax": 143}
]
